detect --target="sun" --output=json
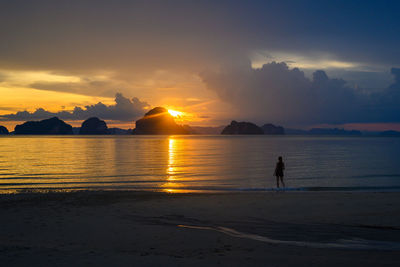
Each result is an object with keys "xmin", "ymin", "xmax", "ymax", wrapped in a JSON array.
[{"xmin": 168, "ymin": 109, "xmax": 182, "ymax": 117}]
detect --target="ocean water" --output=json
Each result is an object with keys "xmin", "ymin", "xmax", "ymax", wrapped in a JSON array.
[{"xmin": 0, "ymin": 135, "xmax": 400, "ymax": 193}]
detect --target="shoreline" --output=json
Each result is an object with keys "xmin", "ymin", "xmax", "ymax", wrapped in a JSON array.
[{"xmin": 2, "ymin": 184, "xmax": 400, "ymax": 195}]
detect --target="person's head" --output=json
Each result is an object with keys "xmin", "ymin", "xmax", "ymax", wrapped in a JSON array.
[{"xmin": 278, "ymin": 156, "xmax": 283, "ymax": 162}]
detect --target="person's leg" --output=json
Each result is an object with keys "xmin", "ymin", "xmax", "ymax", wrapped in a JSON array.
[
  {"xmin": 276, "ymin": 176, "xmax": 279, "ymax": 188},
  {"xmin": 280, "ymin": 176, "xmax": 285, "ymax": 187}
]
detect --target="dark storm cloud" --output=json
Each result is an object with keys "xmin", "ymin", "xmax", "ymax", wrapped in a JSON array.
[
  {"xmin": 0, "ymin": 0, "xmax": 399, "ymax": 73},
  {"xmin": 0, "ymin": 93, "xmax": 150, "ymax": 121},
  {"xmin": 321, "ymin": 70, "xmax": 393, "ymax": 91},
  {"xmin": 200, "ymin": 62, "xmax": 400, "ymax": 125},
  {"xmin": 365, "ymin": 68, "xmax": 400, "ymax": 123}
]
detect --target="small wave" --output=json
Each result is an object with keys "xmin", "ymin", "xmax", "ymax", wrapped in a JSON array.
[
  {"xmin": 178, "ymin": 225, "xmax": 400, "ymax": 250},
  {"xmin": 161, "ymin": 185, "xmax": 400, "ymax": 192},
  {"xmin": 232, "ymin": 186, "xmax": 400, "ymax": 192},
  {"xmin": 350, "ymin": 174, "xmax": 400, "ymax": 179}
]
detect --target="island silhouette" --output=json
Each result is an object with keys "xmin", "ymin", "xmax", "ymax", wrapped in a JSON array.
[
  {"xmin": 14, "ymin": 117, "xmax": 73, "ymax": 135},
  {"xmin": 79, "ymin": 117, "xmax": 109, "ymax": 135},
  {"xmin": 0, "ymin": 125, "xmax": 9, "ymax": 135},
  {"xmin": 132, "ymin": 107, "xmax": 189, "ymax": 135},
  {"xmin": 221, "ymin": 121, "xmax": 264, "ymax": 135},
  {"xmin": 1, "ymin": 108, "xmax": 399, "ymax": 136}
]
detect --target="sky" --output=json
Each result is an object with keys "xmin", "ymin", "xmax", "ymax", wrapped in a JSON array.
[{"xmin": 0, "ymin": 0, "xmax": 400, "ymax": 130}]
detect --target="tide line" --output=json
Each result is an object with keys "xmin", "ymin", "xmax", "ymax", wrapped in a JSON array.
[{"xmin": 178, "ymin": 224, "xmax": 400, "ymax": 250}]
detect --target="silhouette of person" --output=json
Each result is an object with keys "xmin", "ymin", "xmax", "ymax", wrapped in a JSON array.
[{"xmin": 274, "ymin": 156, "xmax": 285, "ymax": 188}]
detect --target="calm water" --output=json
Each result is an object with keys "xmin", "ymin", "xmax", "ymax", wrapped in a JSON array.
[{"xmin": 1, "ymin": 135, "xmax": 400, "ymax": 193}]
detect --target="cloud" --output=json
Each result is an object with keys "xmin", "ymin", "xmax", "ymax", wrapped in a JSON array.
[
  {"xmin": 0, "ymin": 1, "xmax": 400, "ymax": 126},
  {"xmin": 0, "ymin": 73, "xmax": 7, "ymax": 82},
  {"xmin": 0, "ymin": 93, "xmax": 150, "ymax": 122},
  {"xmin": 364, "ymin": 68, "xmax": 400, "ymax": 123},
  {"xmin": 200, "ymin": 61, "xmax": 400, "ymax": 125},
  {"xmin": 1, "ymin": 1, "xmax": 399, "ymax": 75},
  {"xmin": 29, "ymin": 80, "xmax": 119, "ymax": 98}
]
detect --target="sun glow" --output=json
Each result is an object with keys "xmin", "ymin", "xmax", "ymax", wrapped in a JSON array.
[{"xmin": 168, "ymin": 109, "xmax": 182, "ymax": 117}]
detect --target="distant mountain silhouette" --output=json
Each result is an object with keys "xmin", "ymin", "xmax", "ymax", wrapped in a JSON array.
[
  {"xmin": 261, "ymin": 123, "xmax": 285, "ymax": 135},
  {"xmin": 221, "ymin": 121, "xmax": 264, "ymax": 134},
  {"xmin": 74, "ymin": 125, "xmax": 132, "ymax": 135},
  {"xmin": 14, "ymin": 117, "xmax": 73, "ymax": 135},
  {"xmin": 308, "ymin": 128, "xmax": 361, "ymax": 135},
  {"xmin": 286, "ymin": 128, "xmax": 362, "ymax": 135},
  {"xmin": 108, "ymin": 128, "xmax": 133, "ymax": 135},
  {"xmin": 133, "ymin": 107, "xmax": 189, "ymax": 134},
  {"xmin": 188, "ymin": 125, "xmax": 226, "ymax": 134},
  {"xmin": 0, "ymin": 125, "xmax": 9, "ymax": 134},
  {"xmin": 379, "ymin": 130, "xmax": 400, "ymax": 137},
  {"xmin": 79, "ymin": 117, "xmax": 109, "ymax": 135},
  {"xmin": 285, "ymin": 128, "xmax": 309, "ymax": 135},
  {"xmin": 72, "ymin": 127, "xmax": 80, "ymax": 135}
]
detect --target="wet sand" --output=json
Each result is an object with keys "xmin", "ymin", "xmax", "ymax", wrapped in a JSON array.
[{"xmin": 1, "ymin": 191, "xmax": 400, "ymax": 266}]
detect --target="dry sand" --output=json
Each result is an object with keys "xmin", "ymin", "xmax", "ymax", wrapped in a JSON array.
[{"xmin": 1, "ymin": 191, "xmax": 400, "ymax": 266}]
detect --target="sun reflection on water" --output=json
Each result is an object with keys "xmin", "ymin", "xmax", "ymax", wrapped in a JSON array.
[
  {"xmin": 167, "ymin": 138, "xmax": 176, "ymax": 181},
  {"xmin": 162, "ymin": 137, "xmax": 187, "ymax": 193}
]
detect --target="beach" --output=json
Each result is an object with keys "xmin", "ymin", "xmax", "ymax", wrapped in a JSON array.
[{"xmin": 1, "ymin": 191, "xmax": 400, "ymax": 266}]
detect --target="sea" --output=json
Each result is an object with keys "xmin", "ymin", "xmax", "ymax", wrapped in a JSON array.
[{"xmin": 1, "ymin": 135, "xmax": 400, "ymax": 193}]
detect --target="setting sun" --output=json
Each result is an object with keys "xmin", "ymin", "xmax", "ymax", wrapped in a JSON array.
[{"xmin": 168, "ymin": 109, "xmax": 182, "ymax": 117}]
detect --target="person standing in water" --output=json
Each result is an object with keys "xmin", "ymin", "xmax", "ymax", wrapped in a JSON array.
[{"xmin": 274, "ymin": 156, "xmax": 285, "ymax": 188}]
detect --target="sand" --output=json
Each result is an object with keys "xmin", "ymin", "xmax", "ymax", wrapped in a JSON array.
[{"xmin": 1, "ymin": 191, "xmax": 400, "ymax": 266}]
